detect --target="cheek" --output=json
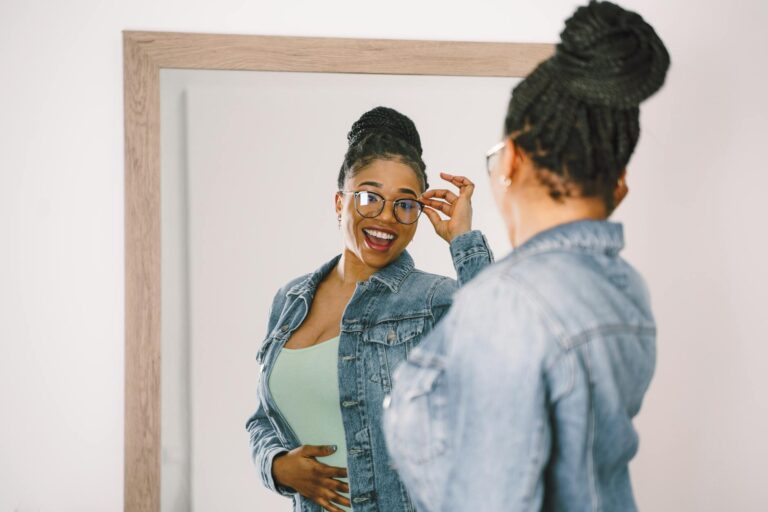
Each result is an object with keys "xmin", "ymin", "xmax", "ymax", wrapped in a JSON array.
[
  {"xmin": 341, "ymin": 208, "xmax": 360, "ymax": 240},
  {"xmin": 398, "ymin": 225, "xmax": 417, "ymax": 247},
  {"xmin": 347, "ymin": 216, "xmax": 359, "ymax": 235},
  {"xmin": 342, "ymin": 202, "xmax": 359, "ymax": 225}
]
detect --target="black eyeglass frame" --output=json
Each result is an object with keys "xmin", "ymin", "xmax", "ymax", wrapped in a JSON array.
[{"xmin": 339, "ymin": 190, "xmax": 425, "ymax": 225}]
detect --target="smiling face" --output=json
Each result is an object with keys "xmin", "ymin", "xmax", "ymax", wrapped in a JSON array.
[{"xmin": 335, "ymin": 159, "xmax": 423, "ymax": 271}]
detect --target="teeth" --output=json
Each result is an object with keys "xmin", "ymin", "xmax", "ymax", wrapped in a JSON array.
[{"xmin": 364, "ymin": 228, "xmax": 395, "ymax": 241}]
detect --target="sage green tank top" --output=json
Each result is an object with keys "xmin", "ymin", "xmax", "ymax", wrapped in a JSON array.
[{"xmin": 269, "ymin": 336, "xmax": 351, "ymax": 511}]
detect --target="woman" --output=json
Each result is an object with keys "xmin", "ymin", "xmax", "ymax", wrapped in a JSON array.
[
  {"xmin": 384, "ymin": 2, "xmax": 670, "ymax": 511},
  {"xmin": 245, "ymin": 106, "xmax": 493, "ymax": 511}
]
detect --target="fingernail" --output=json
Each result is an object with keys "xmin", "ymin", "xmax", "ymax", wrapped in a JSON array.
[{"xmin": 331, "ymin": 445, "xmax": 337, "ymax": 452}]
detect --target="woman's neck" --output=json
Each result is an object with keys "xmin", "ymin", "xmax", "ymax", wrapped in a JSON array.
[
  {"xmin": 334, "ymin": 250, "xmax": 378, "ymax": 287},
  {"xmin": 510, "ymin": 196, "xmax": 608, "ymax": 248}
]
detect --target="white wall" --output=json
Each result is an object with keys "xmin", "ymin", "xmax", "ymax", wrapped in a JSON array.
[{"xmin": 1, "ymin": 1, "xmax": 766, "ymax": 511}]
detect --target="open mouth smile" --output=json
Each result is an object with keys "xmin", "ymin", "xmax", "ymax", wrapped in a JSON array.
[{"xmin": 362, "ymin": 227, "xmax": 398, "ymax": 252}]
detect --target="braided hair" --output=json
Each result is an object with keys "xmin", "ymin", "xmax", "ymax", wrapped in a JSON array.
[
  {"xmin": 337, "ymin": 106, "xmax": 429, "ymax": 192},
  {"xmin": 505, "ymin": 0, "xmax": 670, "ymax": 209}
]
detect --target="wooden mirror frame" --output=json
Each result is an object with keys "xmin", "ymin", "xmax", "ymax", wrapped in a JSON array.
[{"xmin": 123, "ymin": 30, "xmax": 553, "ymax": 512}]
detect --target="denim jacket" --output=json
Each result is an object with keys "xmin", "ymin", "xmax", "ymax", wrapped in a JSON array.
[
  {"xmin": 383, "ymin": 220, "xmax": 656, "ymax": 512},
  {"xmin": 246, "ymin": 230, "xmax": 493, "ymax": 512}
]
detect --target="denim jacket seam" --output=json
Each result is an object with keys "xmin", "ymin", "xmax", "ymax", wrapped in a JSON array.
[
  {"xmin": 451, "ymin": 232, "xmax": 491, "ymax": 256},
  {"xmin": 426, "ymin": 276, "xmax": 451, "ymax": 323},
  {"xmin": 452, "ymin": 247, "xmax": 490, "ymax": 266},
  {"xmin": 502, "ymin": 273, "xmax": 580, "ymax": 404},
  {"xmin": 564, "ymin": 324, "xmax": 657, "ymax": 350},
  {"xmin": 256, "ymin": 290, "xmax": 288, "ymax": 362},
  {"xmin": 268, "ymin": 290, "xmax": 288, "ymax": 331},
  {"xmin": 503, "ymin": 273, "xmax": 571, "ymax": 350},
  {"xmin": 410, "ymin": 269, "xmax": 450, "ymax": 309},
  {"xmin": 521, "ymin": 413, "xmax": 549, "ymax": 508},
  {"xmin": 543, "ymin": 349, "xmax": 577, "ymax": 401},
  {"xmin": 366, "ymin": 311, "xmax": 432, "ymax": 325},
  {"xmin": 390, "ymin": 266, "xmax": 415, "ymax": 294},
  {"xmin": 582, "ymin": 338, "xmax": 602, "ymax": 512},
  {"xmin": 541, "ymin": 326, "xmax": 655, "ymax": 404},
  {"xmin": 588, "ymin": 403, "xmax": 601, "ymax": 511},
  {"xmin": 449, "ymin": 230, "xmax": 493, "ymax": 262}
]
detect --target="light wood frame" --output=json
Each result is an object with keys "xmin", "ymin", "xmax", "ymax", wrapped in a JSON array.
[{"xmin": 123, "ymin": 30, "xmax": 554, "ymax": 512}]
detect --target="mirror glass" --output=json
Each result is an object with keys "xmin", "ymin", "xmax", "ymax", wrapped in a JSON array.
[{"xmin": 160, "ymin": 68, "xmax": 520, "ymax": 511}]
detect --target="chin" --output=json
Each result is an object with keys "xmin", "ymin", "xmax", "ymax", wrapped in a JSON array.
[
  {"xmin": 359, "ymin": 244, "xmax": 400, "ymax": 267},
  {"xmin": 362, "ymin": 251, "xmax": 395, "ymax": 268}
]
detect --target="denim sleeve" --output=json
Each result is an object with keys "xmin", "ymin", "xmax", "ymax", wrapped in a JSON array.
[
  {"xmin": 245, "ymin": 404, "xmax": 295, "ymax": 497},
  {"xmin": 385, "ymin": 275, "xmax": 559, "ymax": 511},
  {"xmin": 448, "ymin": 230, "xmax": 494, "ymax": 286},
  {"xmin": 430, "ymin": 230, "xmax": 494, "ymax": 325},
  {"xmin": 244, "ymin": 288, "xmax": 295, "ymax": 498}
]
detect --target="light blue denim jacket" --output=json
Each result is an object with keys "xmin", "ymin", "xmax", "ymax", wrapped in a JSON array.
[
  {"xmin": 383, "ymin": 220, "xmax": 656, "ymax": 512},
  {"xmin": 245, "ymin": 230, "xmax": 493, "ymax": 512}
]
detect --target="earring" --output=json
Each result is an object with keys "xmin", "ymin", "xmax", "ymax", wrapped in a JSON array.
[
  {"xmin": 499, "ymin": 176, "xmax": 512, "ymax": 187},
  {"xmin": 337, "ymin": 215, "xmax": 341, "ymax": 229}
]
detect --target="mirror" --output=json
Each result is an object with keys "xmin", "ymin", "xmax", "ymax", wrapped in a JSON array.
[
  {"xmin": 160, "ymin": 68, "xmax": 521, "ymax": 511},
  {"xmin": 123, "ymin": 32, "xmax": 552, "ymax": 512}
]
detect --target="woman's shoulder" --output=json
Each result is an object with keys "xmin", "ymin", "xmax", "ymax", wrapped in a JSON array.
[
  {"xmin": 404, "ymin": 268, "xmax": 459, "ymax": 305},
  {"xmin": 269, "ymin": 273, "xmax": 313, "ymax": 312},
  {"xmin": 272, "ymin": 254, "xmax": 342, "ymax": 299},
  {"xmin": 279, "ymin": 272, "xmax": 313, "ymax": 293},
  {"xmin": 407, "ymin": 267, "xmax": 455, "ymax": 285}
]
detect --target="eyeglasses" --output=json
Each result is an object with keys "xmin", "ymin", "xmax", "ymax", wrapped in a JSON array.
[
  {"xmin": 485, "ymin": 140, "xmax": 506, "ymax": 175},
  {"xmin": 339, "ymin": 190, "xmax": 424, "ymax": 225}
]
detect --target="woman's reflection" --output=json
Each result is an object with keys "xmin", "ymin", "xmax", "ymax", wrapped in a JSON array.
[{"xmin": 245, "ymin": 106, "xmax": 493, "ymax": 511}]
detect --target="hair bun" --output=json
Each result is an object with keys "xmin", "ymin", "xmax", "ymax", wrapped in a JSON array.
[
  {"xmin": 551, "ymin": 0, "xmax": 670, "ymax": 109},
  {"xmin": 347, "ymin": 106, "xmax": 423, "ymax": 155}
]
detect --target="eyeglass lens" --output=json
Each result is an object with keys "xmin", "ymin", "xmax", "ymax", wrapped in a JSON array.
[{"xmin": 355, "ymin": 191, "xmax": 422, "ymax": 224}]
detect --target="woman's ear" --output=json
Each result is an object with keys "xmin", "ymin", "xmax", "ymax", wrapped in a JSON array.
[
  {"xmin": 335, "ymin": 191, "xmax": 343, "ymax": 217},
  {"xmin": 613, "ymin": 169, "xmax": 629, "ymax": 210},
  {"xmin": 503, "ymin": 137, "xmax": 520, "ymax": 183}
]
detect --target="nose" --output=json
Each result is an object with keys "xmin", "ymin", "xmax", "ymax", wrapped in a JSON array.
[{"xmin": 377, "ymin": 200, "xmax": 397, "ymax": 223}]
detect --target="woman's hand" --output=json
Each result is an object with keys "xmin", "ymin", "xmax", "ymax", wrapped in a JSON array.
[
  {"xmin": 420, "ymin": 172, "xmax": 475, "ymax": 243},
  {"xmin": 272, "ymin": 445, "xmax": 351, "ymax": 512}
]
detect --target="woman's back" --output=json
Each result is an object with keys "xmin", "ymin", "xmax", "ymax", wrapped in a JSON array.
[
  {"xmin": 384, "ymin": 2, "xmax": 670, "ymax": 509},
  {"xmin": 386, "ymin": 220, "xmax": 656, "ymax": 511}
]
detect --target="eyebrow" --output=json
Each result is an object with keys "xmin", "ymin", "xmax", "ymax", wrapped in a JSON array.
[{"xmin": 358, "ymin": 181, "xmax": 419, "ymax": 198}]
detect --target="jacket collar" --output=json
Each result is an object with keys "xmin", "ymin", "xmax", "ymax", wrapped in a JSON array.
[
  {"xmin": 511, "ymin": 220, "xmax": 625, "ymax": 260},
  {"xmin": 368, "ymin": 249, "xmax": 415, "ymax": 293},
  {"xmin": 287, "ymin": 249, "xmax": 415, "ymax": 297}
]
